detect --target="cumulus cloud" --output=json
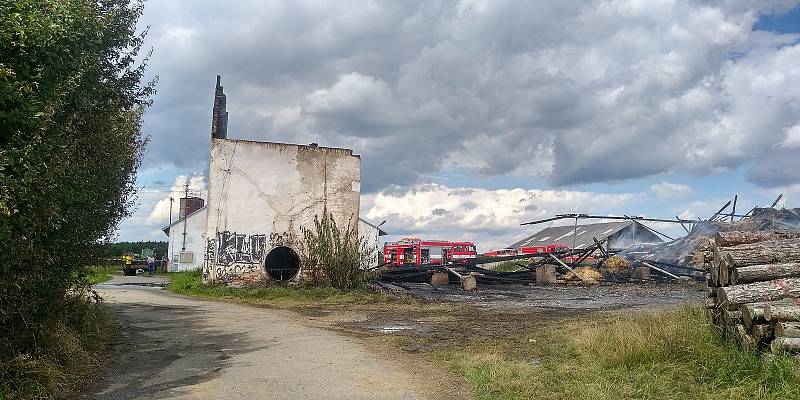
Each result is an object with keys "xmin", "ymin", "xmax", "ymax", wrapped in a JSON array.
[
  {"xmin": 145, "ymin": 175, "xmax": 207, "ymax": 225},
  {"xmin": 779, "ymin": 125, "xmax": 800, "ymax": 148},
  {"xmin": 360, "ymin": 183, "xmax": 641, "ymax": 250},
  {"xmin": 137, "ymin": 0, "xmax": 800, "ymax": 192},
  {"xmin": 650, "ymin": 181, "xmax": 693, "ymax": 199}
]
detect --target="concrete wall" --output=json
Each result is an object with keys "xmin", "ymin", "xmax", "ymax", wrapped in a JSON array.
[
  {"xmin": 204, "ymin": 139, "xmax": 361, "ymax": 285},
  {"xmin": 167, "ymin": 208, "xmax": 207, "ymax": 272},
  {"xmin": 358, "ymin": 219, "xmax": 381, "ymax": 268}
]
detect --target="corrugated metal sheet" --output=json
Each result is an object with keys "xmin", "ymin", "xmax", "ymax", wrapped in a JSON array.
[{"xmin": 509, "ymin": 221, "xmax": 638, "ymax": 249}]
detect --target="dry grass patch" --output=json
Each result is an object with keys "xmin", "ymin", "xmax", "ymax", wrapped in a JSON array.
[{"xmin": 434, "ymin": 306, "xmax": 800, "ymax": 400}]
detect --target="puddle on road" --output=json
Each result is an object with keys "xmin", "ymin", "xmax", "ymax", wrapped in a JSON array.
[
  {"xmin": 370, "ymin": 323, "xmax": 430, "ymax": 334},
  {"xmin": 96, "ymin": 283, "xmax": 167, "ymax": 290}
]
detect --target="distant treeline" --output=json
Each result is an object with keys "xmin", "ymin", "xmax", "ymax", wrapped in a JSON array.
[{"xmin": 102, "ymin": 241, "xmax": 168, "ymax": 258}]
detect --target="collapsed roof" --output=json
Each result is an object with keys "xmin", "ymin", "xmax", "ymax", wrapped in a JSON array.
[{"xmin": 510, "ymin": 220, "xmax": 663, "ymax": 250}]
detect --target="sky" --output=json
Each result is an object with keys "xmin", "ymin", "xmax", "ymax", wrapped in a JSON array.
[{"xmin": 118, "ymin": 0, "xmax": 800, "ymax": 251}]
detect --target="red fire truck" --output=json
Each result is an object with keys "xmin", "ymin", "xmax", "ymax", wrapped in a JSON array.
[
  {"xmin": 519, "ymin": 244, "xmax": 569, "ymax": 255},
  {"xmin": 383, "ymin": 238, "xmax": 477, "ymax": 266},
  {"xmin": 484, "ymin": 244, "xmax": 570, "ymax": 257}
]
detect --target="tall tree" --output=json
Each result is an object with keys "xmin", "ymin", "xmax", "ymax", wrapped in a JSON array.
[{"xmin": 0, "ymin": 0, "xmax": 154, "ymax": 359}]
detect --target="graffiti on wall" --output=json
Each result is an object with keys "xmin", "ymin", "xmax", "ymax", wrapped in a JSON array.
[
  {"xmin": 204, "ymin": 230, "xmax": 297, "ymax": 283},
  {"xmin": 269, "ymin": 231, "xmax": 297, "ymax": 248},
  {"xmin": 215, "ymin": 231, "xmax": 266, "ymax": 266}
]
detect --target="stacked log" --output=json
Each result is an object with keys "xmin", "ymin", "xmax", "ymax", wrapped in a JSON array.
[{"xmin": 707, "ymin": 231, "xmax": 800, "ymax": 354}]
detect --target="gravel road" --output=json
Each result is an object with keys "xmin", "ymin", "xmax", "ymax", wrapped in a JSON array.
[{"xmin": 84, "ymin": 278, "xmax": 430, "ymax": 400}]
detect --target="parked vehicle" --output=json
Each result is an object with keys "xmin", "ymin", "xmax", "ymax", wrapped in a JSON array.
[
  {"xmin": 383, "ymin": 238, "xmax": 477, "ymax": 266},
  {"xmin": 484, "ymin": 244, "xmax": 569, "ymax": 257}
]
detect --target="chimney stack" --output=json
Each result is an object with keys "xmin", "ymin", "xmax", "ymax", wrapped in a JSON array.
[{"xmin": 211, "ymin": 75, "xmax": 229, "ymax": 139}]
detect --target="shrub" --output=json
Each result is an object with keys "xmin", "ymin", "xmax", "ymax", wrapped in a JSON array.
[
  {"xmin": 299, "ymin": 213, "xmax": 377, "ymax": 289},
  {"xmin": 0, "ymin": 0, "xmax": 152, "ymax": 396}
]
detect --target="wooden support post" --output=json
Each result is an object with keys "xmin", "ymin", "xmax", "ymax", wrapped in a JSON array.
[
  {"xmin": 461, "ymin": 274, "xmax": 477, "ymax": 291},
  {"xmin": 631, "ymin": 266, "xmax": 651, "ymax": 281},
  {"xmin": 431, "ymin": 271, "xmax": 449, "ymax": 286},
  {"xmin": 536, "ymin": 265, "xmax": 557, "ymax": 285},
  {"xmin": 444, "ymin": 267, "xmax": 477, "ymax": 291}
]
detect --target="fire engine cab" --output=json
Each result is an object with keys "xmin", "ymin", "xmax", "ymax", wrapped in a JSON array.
[{"xmin": 383, "ymin": 238, "xmax": 477, "ymax": 266}]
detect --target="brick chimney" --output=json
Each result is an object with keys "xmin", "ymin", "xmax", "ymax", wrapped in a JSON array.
[{"xmin": 211, "ymin": 75, "xmax": 228, "ymax": 139}]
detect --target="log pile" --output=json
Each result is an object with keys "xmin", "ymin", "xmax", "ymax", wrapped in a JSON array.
[{"xmin": 706, "ymin": 230, "xmax": 800, "ymax": 355}]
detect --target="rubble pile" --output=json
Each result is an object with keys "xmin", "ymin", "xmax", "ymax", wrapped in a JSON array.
[{"xmin": 623, "ymin": 207, "xmax": 800, "ymax": 278}]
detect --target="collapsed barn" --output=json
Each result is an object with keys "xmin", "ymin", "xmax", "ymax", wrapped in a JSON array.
[{"xmin": 380, "ymin": 197, "xmax": 800, "ymax": 292}]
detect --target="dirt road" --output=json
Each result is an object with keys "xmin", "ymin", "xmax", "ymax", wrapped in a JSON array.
[{"xmin": 86, "ymin": 280, "xmax": 439, "ymax": 400}]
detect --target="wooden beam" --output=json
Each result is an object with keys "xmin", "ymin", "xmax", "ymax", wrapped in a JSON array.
[
  {"xmin": 708, "ymin": 200, "xmax": 732, "ymax": 222},
  {"xmin": 548, "ymin": 253, "xmax": 586, "ymax": 282},
  {"xmin": 641, "ymin": 261, "xmax": 680, "ymax": 280},
  {"xmin": 772, "ymin": 194, "xmax": 783, "ymax": 208}
]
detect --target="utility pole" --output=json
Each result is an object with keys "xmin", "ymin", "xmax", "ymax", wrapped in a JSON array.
[
  {"xmin": 181, "ymin": 183, "xmax": 189, "ymax": 252},
  {"xmin": 572, "ymin": 215, "xmax": 578, "ymax": 251}
]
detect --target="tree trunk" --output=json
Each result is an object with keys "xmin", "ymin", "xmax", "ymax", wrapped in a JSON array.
[
  {"xmin": 765, "ymin": 305, "xmax": 800, "ymax": 322},
  {"xmin": 719, "ymin": 253, "xmax": 733, "ymax": 287},
  {"xmin": 775, "ymin": 322, "xmax": 800, "ymax": 338},
  {"xmin": 751, "ymin": 324, "xmax": 772, "ymax": 342},
  {"xmin": 711, "ymin": 245, "xmax": 721, "ymax": 287},
  {"xmin": 740, "ymin": 304, "xmax": 764, "ymax": 329},
  {"xmin": 705, "ymin": 297, "xmax": 717, "ymax": 309},
  {"xmin": 735, "ymin": 324, "xmax": 755, "ymax": 347},
  {"xmin": 723, "ymin": 310, "xmax": 742, "ymax": 326},
  {"xmin": 771, "ymin": 337, "xmax": 800, "ymax": 353},
  {"xmin": 717, "ymin": 238, "xmax": 800, "ymax": 267},
  {"xmin": 716, "ymin": 278, "xmax": 800, "ymax": 307},
  {"xmin": 732, "ymin": 263, "xmax": 800, "ymax": 285},
  {"xmin": 714, "ymin": 230, "xmax": 800, "ymax": 247}
]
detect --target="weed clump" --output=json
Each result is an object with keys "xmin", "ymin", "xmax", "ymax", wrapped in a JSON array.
[{"xmin": 299, "ymin": 213, "xmax": 377, "ymax": 290}]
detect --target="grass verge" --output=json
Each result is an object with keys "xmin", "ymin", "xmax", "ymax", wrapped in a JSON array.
[
  {"xmin": 167, "ymin": 269, "xmax": 388, "ymax": 307},
  {"xmin": 85, "ymin": 265, "xmax": 121, "ymax": 285},
  {"xmin": 0, "ymin": 295, "xmax": 117, "ymax": 399},
  {"xmin": 432, "ymin": 306, "xmax": 800, "ymax": 400}
]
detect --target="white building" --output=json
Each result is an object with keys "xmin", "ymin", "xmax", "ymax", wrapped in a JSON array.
[
  {"xmin": 358, "ymin": 218, "xmax": 388, "ymax": 268},
  {"xmin": 162, "ymin": 205, "xmax": 207, "ymax": 272},
  {"xmin": 202, "ymin": 76, "xmax": 362, "ymax": 285}
]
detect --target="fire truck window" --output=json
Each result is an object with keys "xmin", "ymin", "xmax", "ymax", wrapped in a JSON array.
[
  {"xmin": 265, "ymin": 246, "xmax": 300, "ymax": 281},
  {"xmin": 421, "ymin": 248, "xmax": 430, "ymax": 264},
  {"xmin": 429, "ymin": 246, "xmax": 442, "ymax": 258},
  {"xmin": 390, "ymin": 249, "xmax": 398, "ymax": 262},
  {"xmin": 403, "ymin": 248, "xmax": 414, "ymax": 264}
]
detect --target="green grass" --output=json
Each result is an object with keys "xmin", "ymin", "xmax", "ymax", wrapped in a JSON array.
[
  {"xmin": 85, "ymin": 265, "xmax": 120, "ymax": 285},
  {"xmin": 167, "ymin": 270, "xmax": 387, "ymax": 306},
  {"xmin": 489, "ymin": 261, "xmax": 530, "ymax": 272},
  {"xmin": 433, "ymin": 306, "xmax": 800, "ymax": 400}
]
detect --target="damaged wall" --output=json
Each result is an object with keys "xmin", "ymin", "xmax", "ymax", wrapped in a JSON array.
[{"xmin": 203, "ymin": 139, "xmax": 361, "ymax": 285}]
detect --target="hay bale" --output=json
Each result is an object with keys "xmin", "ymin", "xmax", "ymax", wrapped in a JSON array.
[
  {"xmin": 605, "ymin": 256, "xmax": 630, "ymax": 272},
  {"xmin": 565, "ymin": 266, "xmax": 602, "ymax": 283}
]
